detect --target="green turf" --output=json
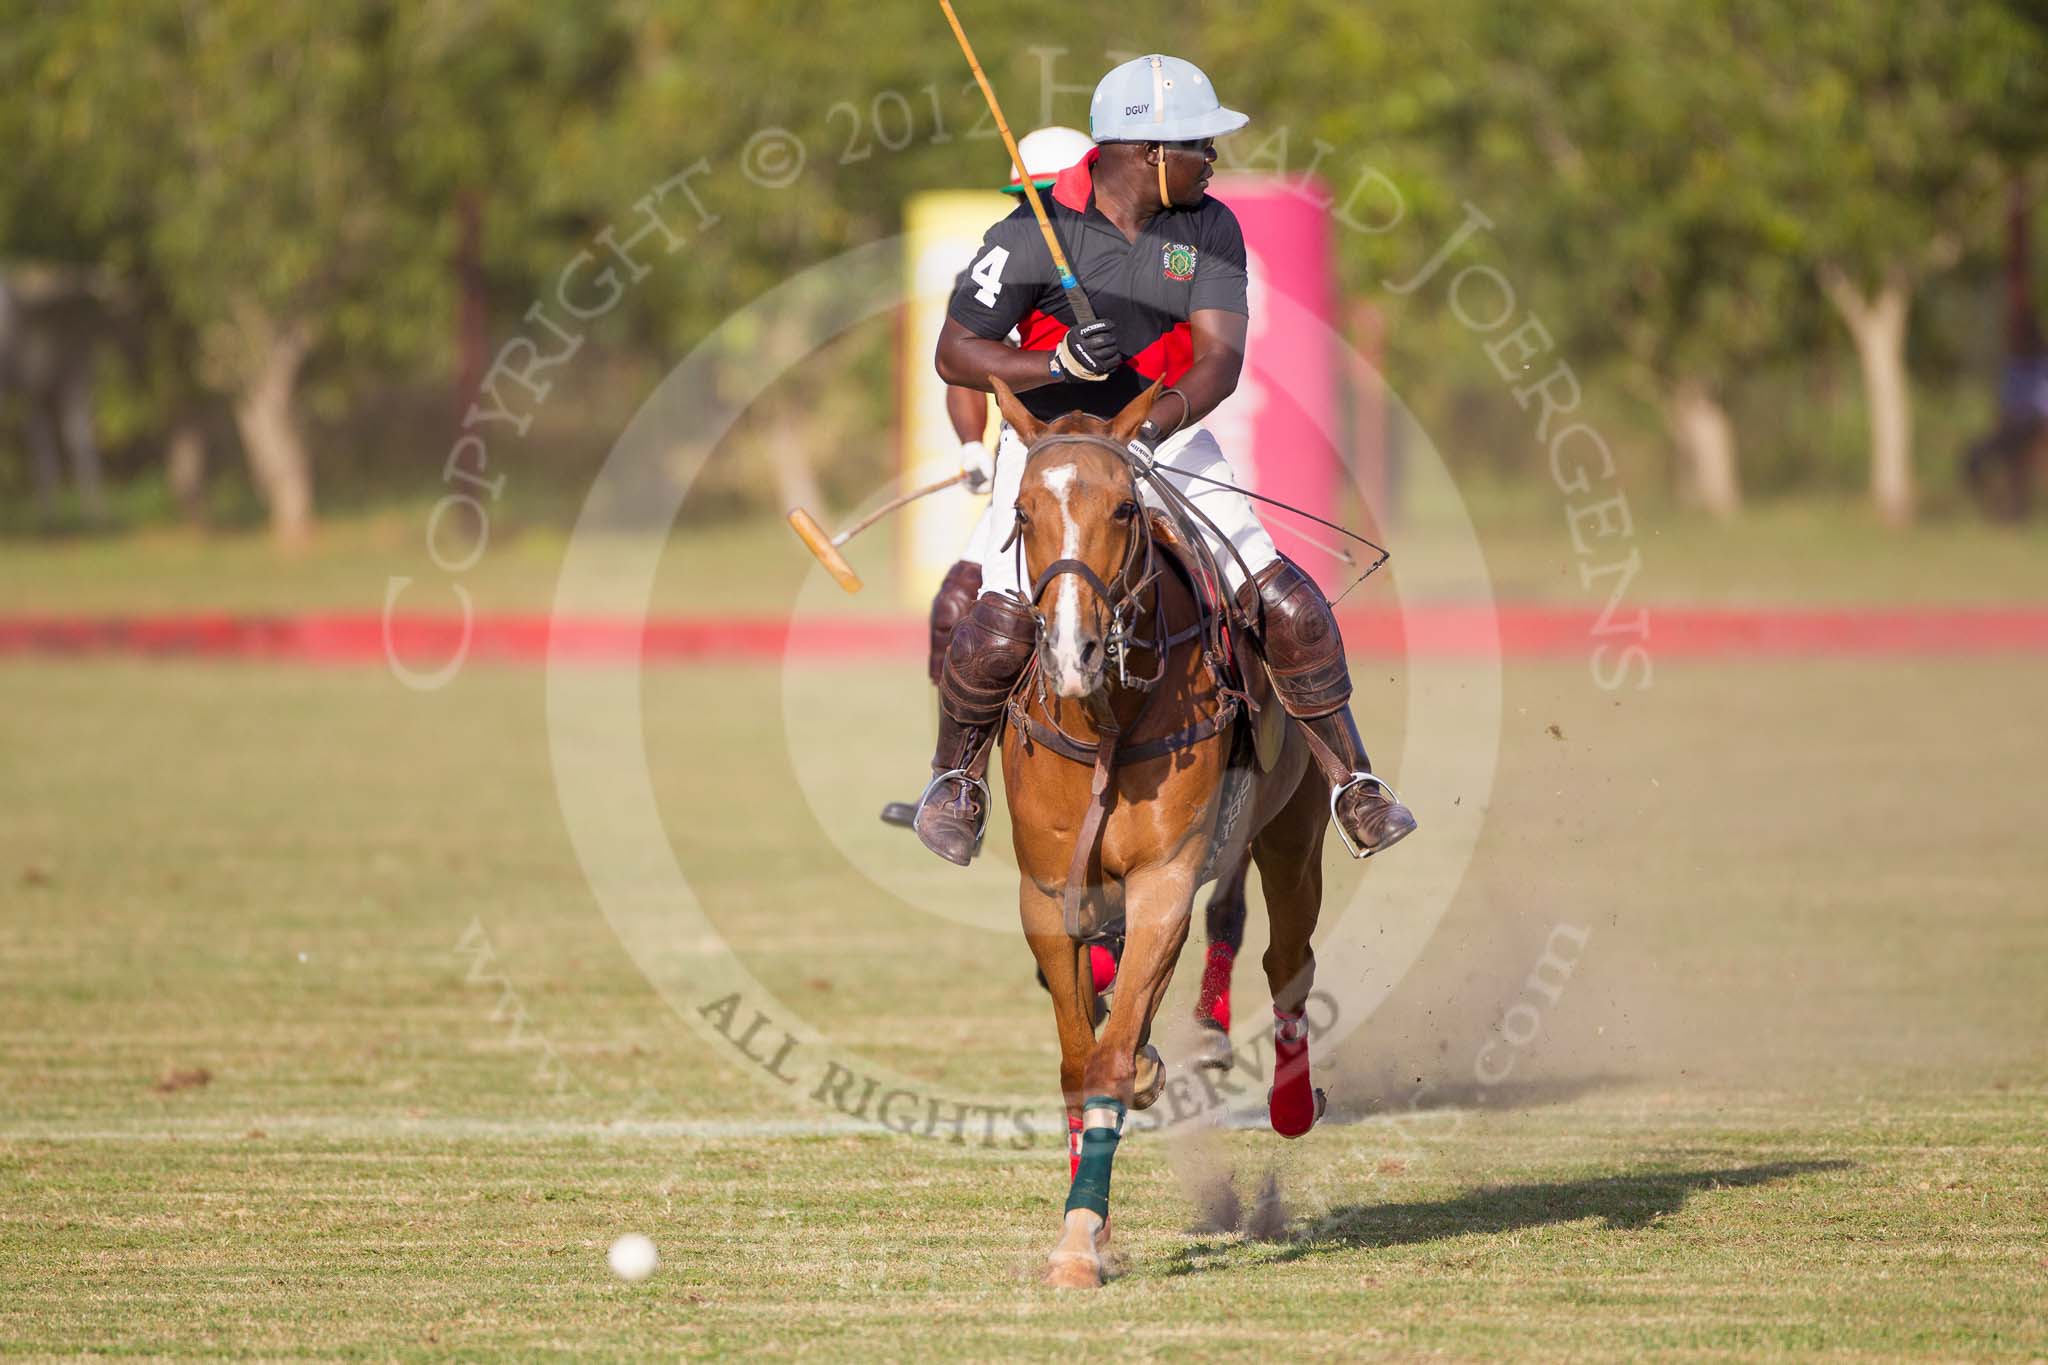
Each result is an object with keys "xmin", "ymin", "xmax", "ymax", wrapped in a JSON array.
[
  {"xmin": 5, "ymin": 1096, "xmax": 2041, "ymax": 1359},
  {"xmin": 2, "ymin": 643, "xmax": 2044, "ymax": 1357}
]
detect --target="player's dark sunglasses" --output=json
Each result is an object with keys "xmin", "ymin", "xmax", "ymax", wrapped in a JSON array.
[{"xmin": 1156, "ymin": 138, "xmax": 1216, "ymax": 154}]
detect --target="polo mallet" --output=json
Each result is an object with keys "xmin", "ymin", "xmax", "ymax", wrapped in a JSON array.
[
  {"xmin": 787, "ymin": 471, "xmax": 971, "ymax": 594},
  {"xmin": 939, "ymin": 0, "xmax": 1099, "ymax": 328}
]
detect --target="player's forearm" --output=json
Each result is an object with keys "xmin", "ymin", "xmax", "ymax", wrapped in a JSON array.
[
  {"xmin": 935, "ymin": 333, "xmax": 1057, "ymax": 392},
  {"xmin": 1163, "ymin": 353, "xmax": 1240, "ymax": 431},
  {"xmin": 945, "ymin": 385, "xmax": 990, "ymax": 444}
]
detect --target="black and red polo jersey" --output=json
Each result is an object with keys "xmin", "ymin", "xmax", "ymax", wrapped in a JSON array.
[{"xmin": 946, "ymin": 148, "xmax": 1249, "ymax": 422}]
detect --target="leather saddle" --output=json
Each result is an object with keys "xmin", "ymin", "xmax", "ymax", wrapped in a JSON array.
[{"xmin": 1142, "ymin": 510, "xmax": 1286, "ymax": 775}]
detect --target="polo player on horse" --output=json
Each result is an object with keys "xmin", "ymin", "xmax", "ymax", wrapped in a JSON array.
[{"xmin": 914, "ymin": 54, "xmax": 1417, "ymax": 866}]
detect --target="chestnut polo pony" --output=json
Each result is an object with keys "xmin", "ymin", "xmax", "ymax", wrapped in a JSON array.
[{"xmin": 984, "ymin": 376, "xmax": 1333, "ymax": 1288}]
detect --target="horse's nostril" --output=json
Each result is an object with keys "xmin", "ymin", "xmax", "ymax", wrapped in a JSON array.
[{"xmin": 1079, "ymin": 640, "xmax": 1098, "ymax": 666}]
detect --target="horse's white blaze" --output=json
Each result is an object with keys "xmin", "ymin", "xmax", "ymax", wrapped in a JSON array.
[{"xmin": 1039, "ymin": 463, "xmax": 1094, "ymax": 697}]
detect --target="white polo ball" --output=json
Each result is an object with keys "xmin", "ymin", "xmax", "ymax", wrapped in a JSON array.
[{"xmin": 606, "ymin": 1233, "xmax": 659, "ymax": 1282}]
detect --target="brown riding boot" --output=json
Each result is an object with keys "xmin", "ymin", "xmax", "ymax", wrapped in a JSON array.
[
  {"xmin": 883, "ymin": 561, "xmax": 987, "ymax": 828},
  {"xmin": 914, "ymin": 591, "xmax": 1038, "ymax": 865},
  {"xmin": 1236, "ymin": 559, "xmax": 1417, "ymax": 858}
]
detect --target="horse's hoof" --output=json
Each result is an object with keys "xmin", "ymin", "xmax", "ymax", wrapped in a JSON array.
[
  {"xmin": 1043, "ymin": 1252, "xmax": 1104, "ymax": 1289},
  {"xmin": 1130, "ymin": 1044, "xmax": 1165, "ymax": 1111},
  {"xmin": 1192, "ymin": 1020, "xmax": 1234, "ymax": 1072}
]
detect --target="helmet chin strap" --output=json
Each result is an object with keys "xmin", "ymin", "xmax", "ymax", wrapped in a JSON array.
[{"xmin": 1150, "ymin": 55, "xmax": 1170, "ymax": 208}]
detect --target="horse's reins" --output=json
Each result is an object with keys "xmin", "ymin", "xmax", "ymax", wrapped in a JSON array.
[
  {"xmin": 996, "ymin": 422, "xmax": 1398, "ymax": 930},
  {"xmin": 1001, "ymin": 430, "xmax": 1243, "ymax": 933},
  {"xmin": 1152, "ymin": 463, "xmax": 1393, "ymax": 605}
]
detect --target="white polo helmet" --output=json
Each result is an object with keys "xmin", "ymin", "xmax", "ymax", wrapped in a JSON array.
[
  {"xmin": 1003, "ymin": 125, "xmax": 1094, "ymax": 194},
  {"xmin": 1089, "ymin": 54, "xmax": 1248, "ymax": 143}
]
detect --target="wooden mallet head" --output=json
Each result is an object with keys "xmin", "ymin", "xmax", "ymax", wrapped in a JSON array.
[
  {"xmin": 784, "ymin": 471, "xmax": 971, "ymax": 596},
  {"xmin": 786, "ymin": 507, "xmax": 864, "ymax": 593}
]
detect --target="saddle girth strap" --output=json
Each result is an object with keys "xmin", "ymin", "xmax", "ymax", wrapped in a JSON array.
[{"xmin": 1008, "ymin": 692, "xmax": 1240, "ymax": 767}]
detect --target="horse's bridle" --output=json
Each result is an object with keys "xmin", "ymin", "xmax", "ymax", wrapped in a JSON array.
[
  {"xmin": 998, "ymin": 428, "xmax": 1242, "ymax": 937},
  {"xmin": 1003, "ymin": 432, "xmax": 1168, "ymax": 692}
]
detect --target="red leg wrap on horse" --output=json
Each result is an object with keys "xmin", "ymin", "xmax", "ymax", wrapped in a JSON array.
[
  {"xmin": 1088, "ymin": 944, "xmax": 1118, "ymax": 995},
  {"xmin": 1067, "ymin": 1111, "xmax": 1085, "ymax": 1181},
  {"xmin": 1196, "ymin": 940, "xmax": 1235, "ymax": 1032},
  {"xmin": 1269, "ymin": 1008, "xmax": 1316, "ymax": 1138}
]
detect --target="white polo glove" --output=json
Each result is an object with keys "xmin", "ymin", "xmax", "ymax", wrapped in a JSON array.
[{"xmin": 958, "ymin": 439, "xmax": 994, "ymax": 493}]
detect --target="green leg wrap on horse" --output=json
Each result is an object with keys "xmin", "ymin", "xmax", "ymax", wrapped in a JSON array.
[{"xmin": 1063, "ymin": 1095, "xmax": 1127, "ymax": 1219}]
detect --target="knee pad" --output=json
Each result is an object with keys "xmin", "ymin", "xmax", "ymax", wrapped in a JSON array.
[
  {"xmin": 1237, "ymin": 558, "xmax": 1352, "ymax": 718},
  {"xmin": 939, "ymin": 593, "xmax": 1038, "ymax": 728},
  {"xmin": 927, "ymin": 560, "xmax": 984, "ymax": 684}
]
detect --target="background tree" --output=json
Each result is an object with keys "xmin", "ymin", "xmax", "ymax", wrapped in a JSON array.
[
  {"xmin": 1456, "ymin": 0, "xmax": 1820, "ymax": 519},
  {"xmin": 1, "ymin": 0, "xmax": 2040, "ymax": 537},
  {"xmin": 1746, "ymin": 0, "xmax": 2047, "ymax": 525},
  {"xmin": 13, "ymin": 1, "xmax": 631, "ymax": 544}
]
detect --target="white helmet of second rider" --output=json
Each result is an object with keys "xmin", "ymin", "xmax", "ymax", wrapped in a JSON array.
[
  {"xmin": 1004, "ymin": 126, "xmax": 1095, "ymax": 194},
  {"xmin": 1088, "ymin": 54, "xmax": 1249, "ymax": 143}
]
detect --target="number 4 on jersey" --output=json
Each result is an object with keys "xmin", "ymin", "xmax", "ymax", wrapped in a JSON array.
[{"xmin": 970, "ymin": 245, "xmax": 1009, "ymax": 308}]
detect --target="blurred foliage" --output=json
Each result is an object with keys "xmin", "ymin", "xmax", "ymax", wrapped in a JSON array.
[{"xmin": 0, "ymin": 0, "xmax": 2043, "ymax": 534}]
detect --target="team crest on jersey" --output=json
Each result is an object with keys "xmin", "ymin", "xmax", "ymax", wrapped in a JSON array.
[{"xmin": 1162, "ymin": 243, "xmax": 1197, "ymax": 281}]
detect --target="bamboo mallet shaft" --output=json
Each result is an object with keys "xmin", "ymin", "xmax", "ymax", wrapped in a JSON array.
[{"xmin": 938, "ymin": 0, "xmax": 1099, "ymax": 327}]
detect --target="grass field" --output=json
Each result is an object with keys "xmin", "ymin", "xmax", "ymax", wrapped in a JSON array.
[{"xmin": 4, "ymin": 510, "xmax": 2047, "ymax": 1358}]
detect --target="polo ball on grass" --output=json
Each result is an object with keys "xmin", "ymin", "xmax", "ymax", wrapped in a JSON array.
[{"xmin": 607, "ymin": 1233, "xmax": 659, "ymax": 1282}]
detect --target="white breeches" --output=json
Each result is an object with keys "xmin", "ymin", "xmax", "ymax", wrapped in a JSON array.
[
  {"xmin": 975, "ymin": 423, "xmax": 1279, "ymax": 599},
  {"xmin": 959, "ymin": 498, "xmax": 1001, "ymax": 568}
]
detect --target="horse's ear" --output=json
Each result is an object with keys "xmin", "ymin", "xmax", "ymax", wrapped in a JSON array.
[
  {"xmin": 989, "ymin": 377, "xmax": 1043, "ymax": 446},
  {"xmin": 1109, "ymin": 380, "xmax": 1163, "ymax": 446}
]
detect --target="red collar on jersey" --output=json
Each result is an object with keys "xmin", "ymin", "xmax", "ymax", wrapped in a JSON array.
[{"xmin": 1050, "ymin": 147, "xmax": 1101, "ymax": 213}]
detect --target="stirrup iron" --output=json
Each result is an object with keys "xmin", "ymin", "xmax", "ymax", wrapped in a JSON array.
[{"xmin": 1329, "ymin": 773, "xmax": 1401, "ymax": 860}]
